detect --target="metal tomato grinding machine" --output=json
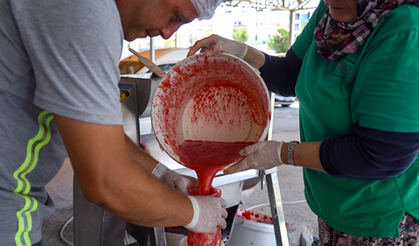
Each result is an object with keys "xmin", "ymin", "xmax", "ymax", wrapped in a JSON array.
[{"xmin": 72, "ymin": 72, "xmax": 290, "ymax": 246}]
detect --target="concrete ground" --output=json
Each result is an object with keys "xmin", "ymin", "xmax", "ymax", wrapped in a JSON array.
[{"xmin": 42, "ymin": 101, "xmax": 319, "ymax": 245}]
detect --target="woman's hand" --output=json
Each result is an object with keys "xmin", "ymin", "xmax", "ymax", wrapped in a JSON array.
[
  {"xmin": 224, "ymin": 141, "xmax": 285, "ymax": 174},
  {"xmin": 187, "ymin": 34, "xmax": 266, "ymax": 69},
  {"xmin": 187, "ymin": 34, "xmax": 248, "ymax": 58}
]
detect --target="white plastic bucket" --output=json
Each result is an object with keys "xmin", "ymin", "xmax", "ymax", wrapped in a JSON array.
[{"xmin": 228, "ymin": 208, "xmax": 276, "ymax": 246}]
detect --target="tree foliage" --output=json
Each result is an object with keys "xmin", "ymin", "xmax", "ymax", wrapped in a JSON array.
[
  {"xmin": 232, "ymin": 28, "xmax": 249, "ymax": 43},
  {"xmin": 222, "ymin": 0, "xmax": 317, "ymax": 46},
  {"xmin": 222, "ymin": 0, "xmax": 318, "ymax": 11},
  {"xmin": 267, "ymin": 28, "xmax": 289, "ymax": 53}
]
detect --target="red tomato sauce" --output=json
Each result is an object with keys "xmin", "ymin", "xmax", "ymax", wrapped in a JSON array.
[
  {"xmin": 152, "ymin": 54, "xmax": 270, "ymax": 246},
  {"xmin": 179, "ymin": 141, "xmax": 254, "ymax": 245},
  {"xmin": 187, "ymin": 186, "xmax": 223, "ymax": 246},
  {"xmin": 236, "ymin": 208, "xmax": 273, "ymax": 225},
  {"xmin": 177, "ymin": 140, "xmax": 255, "ymax": 195}
]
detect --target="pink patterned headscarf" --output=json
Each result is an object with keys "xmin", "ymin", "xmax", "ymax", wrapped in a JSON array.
[{"xmin": 314, "ymin": 0, "xmax": 419, "ymax": 60}]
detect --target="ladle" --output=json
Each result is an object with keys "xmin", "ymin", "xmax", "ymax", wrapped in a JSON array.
[{"xmin": 129, "ymin": 48, "xmax": 166, "ymax": 78}]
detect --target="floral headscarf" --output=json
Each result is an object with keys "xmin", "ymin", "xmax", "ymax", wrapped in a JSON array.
[{"xmin": 314, "ymin": 0, "xmax": 419, "ymax": 60}]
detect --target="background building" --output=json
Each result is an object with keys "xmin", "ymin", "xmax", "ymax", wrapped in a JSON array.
[{"xmin": 121, "ymin": 1, "xmax": 319, "ymax": 59}]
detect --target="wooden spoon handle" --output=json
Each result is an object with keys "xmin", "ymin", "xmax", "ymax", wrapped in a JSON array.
[{"xmin": 129, "ymin": 48, "xmax": 166, "ymax": 78}]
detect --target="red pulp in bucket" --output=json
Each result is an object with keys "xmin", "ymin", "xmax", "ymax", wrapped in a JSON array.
[{"xmin": 237, "ymin": 209, "xmax": 274, "ymax": 225}]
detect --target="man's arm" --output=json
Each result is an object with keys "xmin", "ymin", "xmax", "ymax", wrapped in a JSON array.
[
  {"xmin": 124, "ymin": 133, "xmax": 158, "ymax": 174},
  {"xmin": 54, "ymin": 114, "xmax": 193, "ymax": 227}
]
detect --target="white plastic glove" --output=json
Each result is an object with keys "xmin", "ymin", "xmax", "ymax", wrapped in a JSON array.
[
  {"xmin": 224, "ymin": 141, "xmax": 284, "ymax": 174},
  {"xmin": 184, "ymin": 195, "xmax": 228, "ymax": 234},
  {"xmin": 187, "ymin": 34, "xmax": 248, "ymax": 59},
  {"xmin": 151, "ymin": 163, "xmax": 198, "ymax": 195}
]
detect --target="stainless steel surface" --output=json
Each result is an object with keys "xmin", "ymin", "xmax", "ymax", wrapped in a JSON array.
[
  {"xmin": 120, "ymin": 81, "xmax": 140, "ymax": 145},
  {"xmin": 267, "ymin": 171, "xmax": 290, "ymax": 246},
  {"xmin": 267, "ymin": 92, "xmax": 289, "ymax": 246},
  {"xmin": 150, "ymin": 38, "xmax": 156, "ymax": 63},
  {"xmin": 268, "ymin": 92, "xmax": 276, "ymax": 141},
  {"xmin": 154, "ymin": 227, "xmax": 168, "ymax": 246},
  {"xmin": 119, "ymin": 74, "xmax": 160, "ymax": 118},
  {"xmin": 73, "ymin": 176, "xmax": 126, "ymax": 246}
]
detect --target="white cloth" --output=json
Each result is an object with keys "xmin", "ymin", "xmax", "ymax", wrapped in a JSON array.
[{"xmin": 191, "ymin": 0, "xmax": 223, "ymax": 20}]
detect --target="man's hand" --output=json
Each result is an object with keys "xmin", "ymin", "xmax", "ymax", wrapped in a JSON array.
[
  {"xmin": 153, "ymin": 163, "xmax": 221, "ymax": 195},
  {"xmin": 184, "ymin": 196, "xmax": 228, "ymax": 234},
  {"xmin": 152, "ymin": 163, "xmax": 198, "ymax": 194}
]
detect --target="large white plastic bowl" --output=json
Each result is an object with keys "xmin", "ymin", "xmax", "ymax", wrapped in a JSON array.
[{"xmin": 151, "ymin": 53, "xmax": 270, "ymax": 169}]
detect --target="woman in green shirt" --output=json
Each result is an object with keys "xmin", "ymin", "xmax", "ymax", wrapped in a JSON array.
[{"xmin": 188, "ymin": 0, "xmax": 419, "ymax": 245}]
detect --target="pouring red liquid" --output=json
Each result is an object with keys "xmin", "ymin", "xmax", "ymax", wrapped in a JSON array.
[
  {"xmin": 178, "ymin": 140, "xmax": 256, "ymax": 246},
  {"xmin": 177, "ymin": 140, "xmax": 256, "ymax": 195},
  {"xmin": 151, "ymin": 53, "xmax": 270, "ymax": 246}
]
